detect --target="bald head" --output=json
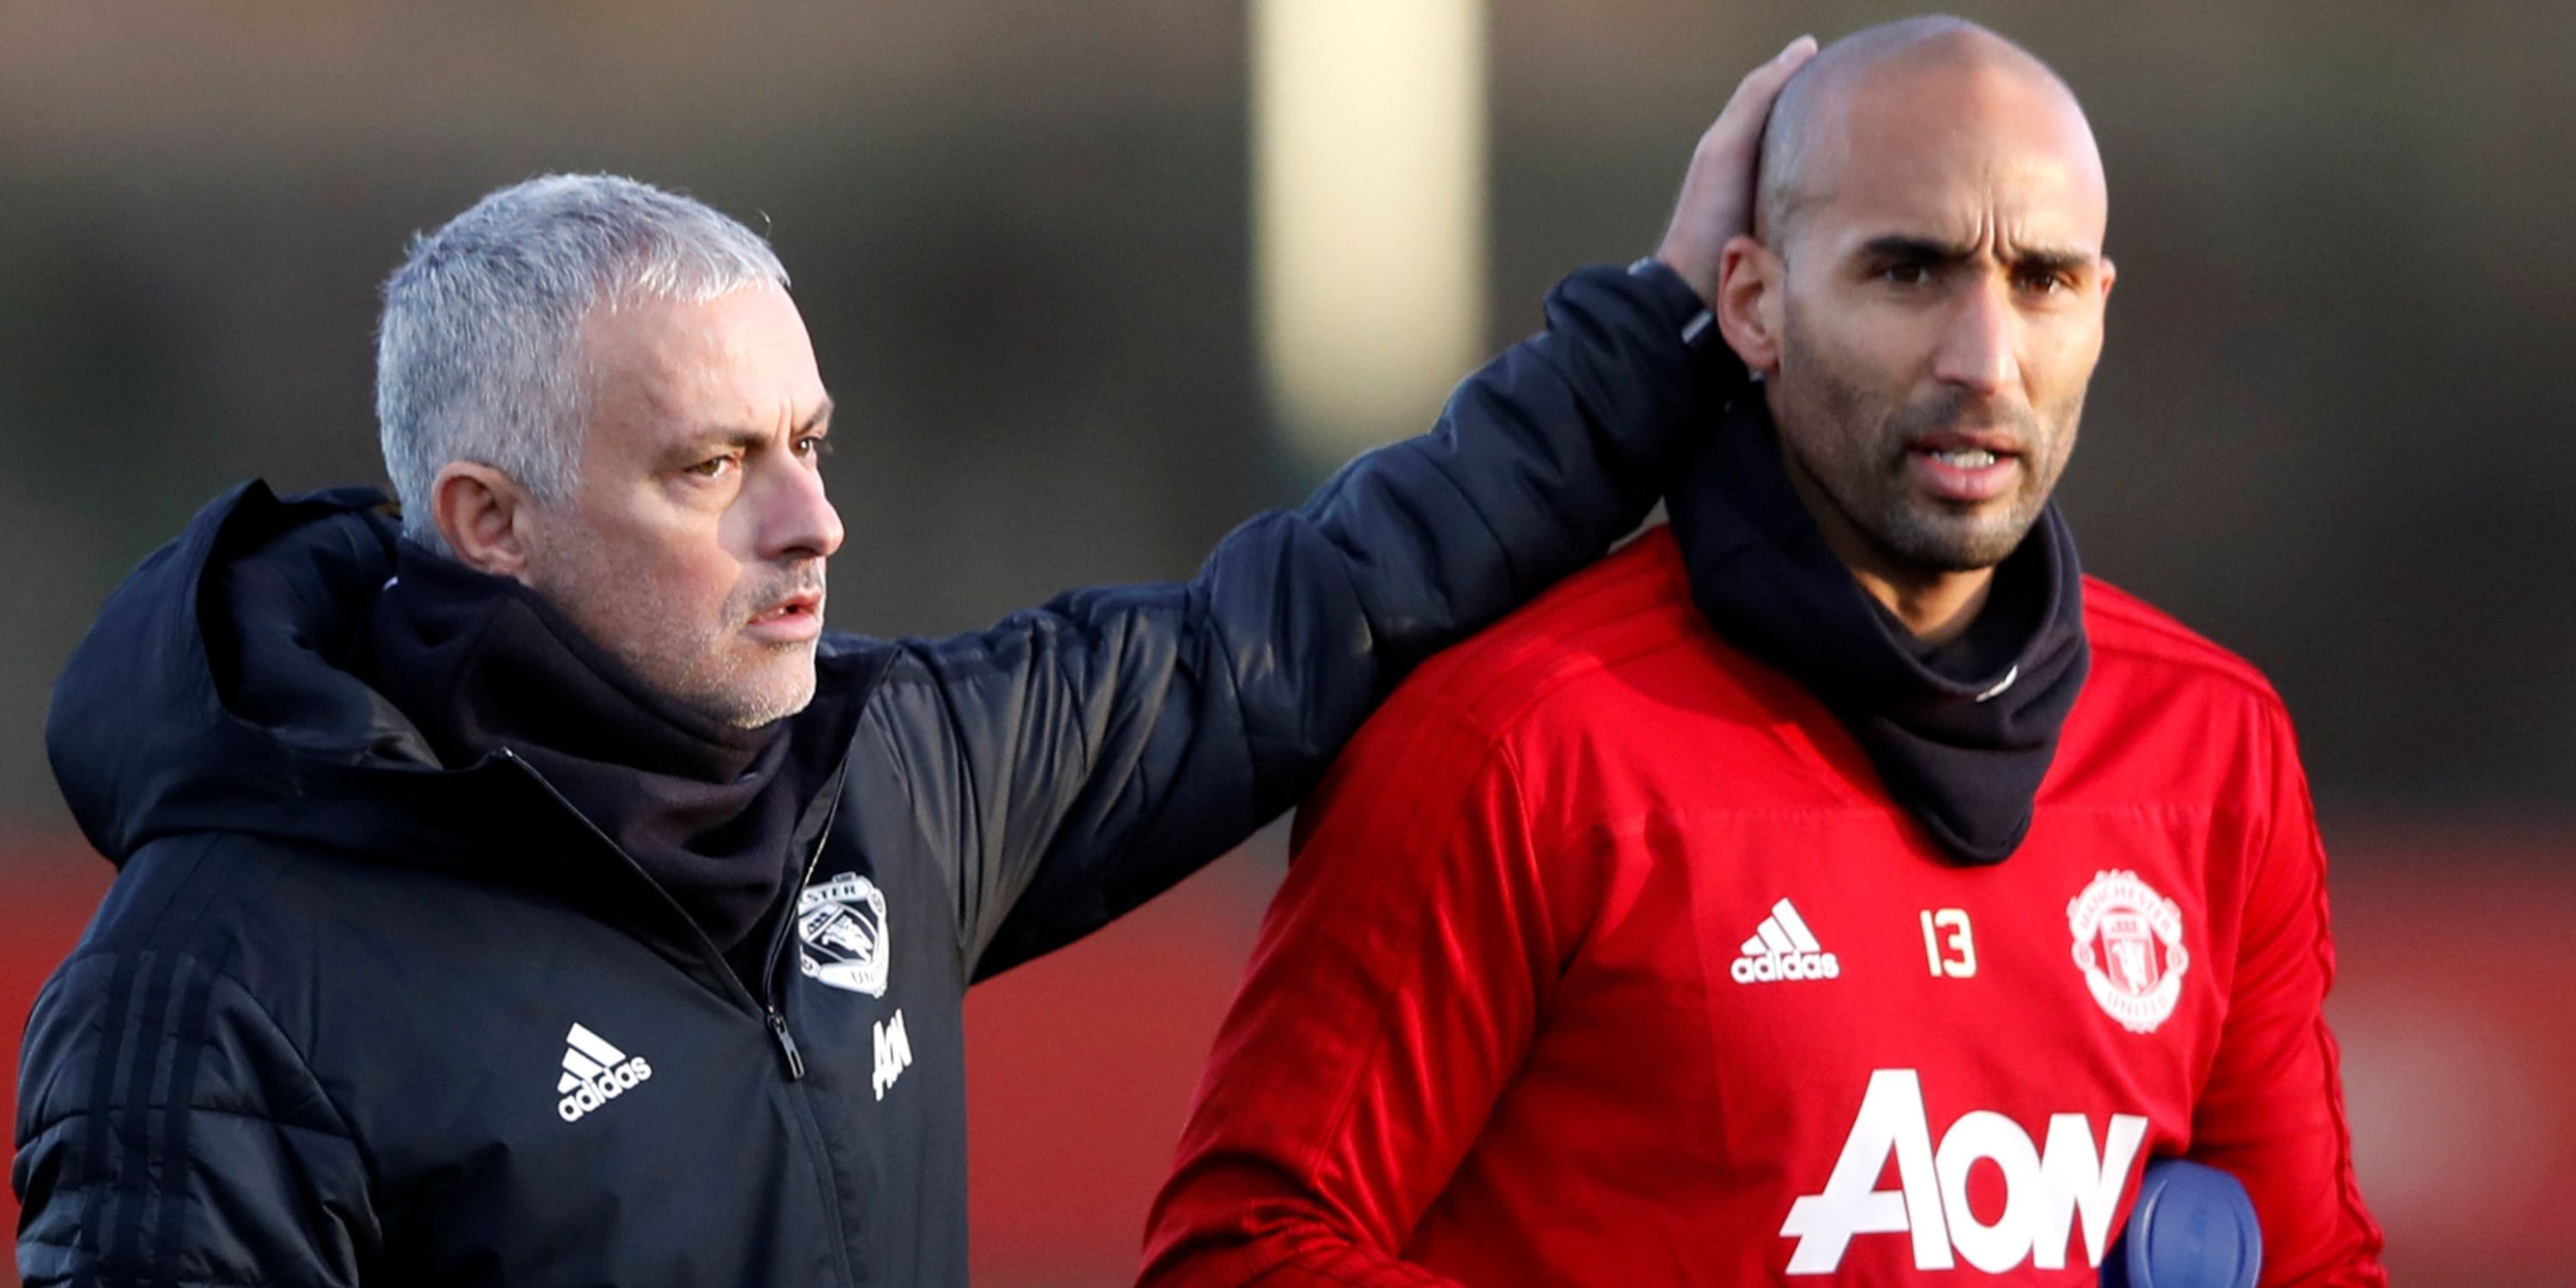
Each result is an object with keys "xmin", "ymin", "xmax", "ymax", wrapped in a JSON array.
[
  {"xmin": 1756, "ymin": 16, "xmax": 2101, "ymax": 249},
  {"xmin": 1709, "ymin": 15, "xmax": 2119, "ymax": 631}
]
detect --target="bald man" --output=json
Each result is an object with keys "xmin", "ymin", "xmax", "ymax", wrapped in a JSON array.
[{"xmin": 1142, "ymin": 18, "xmax": 2385, "ymax": 1287}]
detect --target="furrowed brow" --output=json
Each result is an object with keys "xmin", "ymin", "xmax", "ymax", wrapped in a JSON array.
[
  {"xmin": 664, "ymin": 398, "xmax": 837, "ymax": 464},
  {"xmin": 1857, "ymin": 234, "xmax": 1978, "ymax": 266},
  {"xmin": 797, "ymin": 398, "xmax": 835, "ymax": 436},
  {"xmin": 657, "ymin": 428, "xmax": 766, "ymax": 469},
  {"xmin": 2011, "ymin": 246, "xmax": 2099, "ymax": 277}
]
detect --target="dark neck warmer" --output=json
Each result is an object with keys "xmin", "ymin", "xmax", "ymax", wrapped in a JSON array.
[
  {"xmin": 368, "ymin": 543, "xmax": 809, "ymax": 963},
  {"xmin": 1666, "ymin": 396, "xmax": 2090, "ymax": 864}
]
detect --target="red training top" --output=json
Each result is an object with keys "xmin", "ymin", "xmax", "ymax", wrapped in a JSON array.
[{"xmin": 1143, "ymin": 528, "xmax": 2385, "ymax": 1286}]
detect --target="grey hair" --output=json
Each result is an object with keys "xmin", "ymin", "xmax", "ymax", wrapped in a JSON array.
[{"xmin": 374, "ymin": 173, "xmax": 790, "ymax": 551}]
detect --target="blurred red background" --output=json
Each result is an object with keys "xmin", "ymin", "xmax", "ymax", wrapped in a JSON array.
[{"xmin": 8, "ymin": 826, "xmax": 2572, "ymax": 1287}]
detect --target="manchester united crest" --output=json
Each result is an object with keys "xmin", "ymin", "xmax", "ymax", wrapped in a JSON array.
[
  {"xmin": 2067, "ymin": 870, "xmax": 2188, "ymax": 1034},
  {"xmin": 798, "ymin": 872, "xmax": 890, "ymax": 997}
]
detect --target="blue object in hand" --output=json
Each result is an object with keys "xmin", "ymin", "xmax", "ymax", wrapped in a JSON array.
[{"xmin": 2102, "ymin": 1158, "xmax": 2263, "ymax": 1288}]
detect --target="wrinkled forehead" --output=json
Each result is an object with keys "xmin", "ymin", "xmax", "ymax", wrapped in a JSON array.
[
  {"xmin": 578, "ymin": 284, "xmax": 829, "ymax": 449},
  {"xmin": 1795, "ymin": 58, "xmax": 2109, "ymax": 256}
]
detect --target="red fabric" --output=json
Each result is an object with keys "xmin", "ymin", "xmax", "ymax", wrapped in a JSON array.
[{"xmin": 1142, "ymin": 529, "xmax": 2384, "ymax": 1286}]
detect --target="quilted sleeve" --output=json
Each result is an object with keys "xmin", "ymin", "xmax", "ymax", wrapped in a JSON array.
[{"xmin": 14, "ymin": 949, "xmax": 376, "ymax": 1288}]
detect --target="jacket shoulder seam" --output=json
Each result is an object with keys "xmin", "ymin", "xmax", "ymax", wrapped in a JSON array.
[
  {"xmin": 1412, "ymin": 623, "xmax": 1708, "ymax": 752},
  {"xmin": 20, "ymin": 1098, "xmax": 359, "ymax": 1144},
  {"xmin": 2082, "ymin": 580, "xmax": 2281, "ymax": 701}
]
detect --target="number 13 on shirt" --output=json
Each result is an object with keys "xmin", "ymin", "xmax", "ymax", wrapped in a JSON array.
[{"xmin": 1921, "ymin": 908, "xmax": 1976, "ymax": 978}]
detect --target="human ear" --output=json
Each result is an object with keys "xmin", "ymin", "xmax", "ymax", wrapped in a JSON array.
[
  {"xmin": 1716, "ymin": 234, "xmax": 1784, "ymax": 374},
  {"xmin": 428, "ymin": 462, "xmax": 538, "ymax": 580}
]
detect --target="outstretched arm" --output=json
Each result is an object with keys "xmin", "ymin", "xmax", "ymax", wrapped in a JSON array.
[{"xmin": 883, "ymin": 38, "xmax": 1815, "ymax": 978}]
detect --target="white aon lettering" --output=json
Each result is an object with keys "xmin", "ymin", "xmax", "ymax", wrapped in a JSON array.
[
  {"xmin": 1780, "ymin": 1068, "xmax": 2148, "ymax": 1274},
  {"xmin": 872, "ymin": 1009, "xmax": 913, "ymax": 1101}
]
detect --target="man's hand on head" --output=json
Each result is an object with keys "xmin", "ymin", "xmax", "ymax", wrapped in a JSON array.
[{"xmin": 1654, "ymin": 35, "xmax": 1818, "ymax": 307}]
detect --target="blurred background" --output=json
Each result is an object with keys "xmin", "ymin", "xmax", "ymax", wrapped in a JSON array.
[{"xmin": 3, "ymin": 1, "xmax": 2571, "ymax": 1284}]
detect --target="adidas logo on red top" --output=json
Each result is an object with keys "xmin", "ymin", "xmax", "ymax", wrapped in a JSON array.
[{"xmin": 1732, "ymin": 898, "xmax": 1841, "ymax": 984}]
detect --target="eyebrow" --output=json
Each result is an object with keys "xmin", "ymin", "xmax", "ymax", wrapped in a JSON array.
[
  {"xmin": 659, "ymin": 398, "xmax": 835, "ymax": 464},
  {"xmin": 1856, "ymin": 234, "xmax": 2098, "ymax": 276},
  {"xmin": 665, "ymin": 399, "xmax": 835, "ymax": 456}
]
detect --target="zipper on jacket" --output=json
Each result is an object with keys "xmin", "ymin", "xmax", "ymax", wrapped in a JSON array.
[
  {"xmin": 502, "ymin": 744, "xmax": 862, "ymax": 1288},
  {"xmin": 501, "ymin": 748, "xmax": 849, "ymax": 1084},
  {"xmin": 754, "ymin": 805, "xmax": 836, "ymax": 1081},
  {"xmin": 499, "ymin": 749, "xmax": 774, "ymax": 1013},
  {"xmin": 766, "ymin": 1008, "xmax": 807, "ymax": 1079},
  {"xmin": 764, "ymin": 779, "xmax": 843, "ymax": 987}
]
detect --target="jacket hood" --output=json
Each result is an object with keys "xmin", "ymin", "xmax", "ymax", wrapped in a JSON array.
[{"xmin": 46, "ymin": 481, "xmax": 884, "ymax": 870}]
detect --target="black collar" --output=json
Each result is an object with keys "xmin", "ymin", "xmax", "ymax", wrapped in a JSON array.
[
  {"xmin": 368, "ymin": 543, "xmax": 829, "ymax": 962},
  {"xmin": 1665, "ymin": 396, "xmax": 2090, "ymax": 863}
]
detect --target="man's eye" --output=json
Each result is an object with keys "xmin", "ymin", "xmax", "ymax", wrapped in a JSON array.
[
  {"xmin": 687, "ymin": 455, "xmax": 737, "ymax": 479},
  {"xmin": 796, "ymin": 435, "xmax": 834, "ymax": 459},
  {"xmin": 2015, "ymin": 269, "xmax": 2070, "ymax": 295},
  {"xmin": 1880, "ymin": 263, "xmax": 1932, "ymax": 287}
]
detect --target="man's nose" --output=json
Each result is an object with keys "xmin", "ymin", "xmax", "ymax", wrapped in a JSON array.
[
  {"xmin": 758, "ymin": 455, "xmax": 845, "ymax": 562},
  {"xmin": 1931, "ymin": 276, "xmax": 2020, "ymax": 398}
]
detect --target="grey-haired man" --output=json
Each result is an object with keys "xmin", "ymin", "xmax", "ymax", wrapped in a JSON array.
[{"xmin": 13, "ymin": 42, "xmax": 1813, "ymax": 1287}]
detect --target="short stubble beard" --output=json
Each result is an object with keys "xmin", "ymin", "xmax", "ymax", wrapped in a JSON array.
[
  {"xmin": 651, "ymin": 572, "xmax": 826, "ymax": 731},
  {"xmin": 528, "ymin": 537, "xmax": 827, "ymax": 732},
  {"xmin": 1771, "ymin": 302, "xmax": 2079, "ymax": 576}
]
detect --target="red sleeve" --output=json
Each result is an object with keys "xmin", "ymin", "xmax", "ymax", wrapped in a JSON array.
[
  {"xmin": 1139, "ymin": 688, "xmax": 1556, "ymax": 1287},
  {"xmin": 2189, "ymin": 700, "xmax": 2386, "ymax": 1287}
]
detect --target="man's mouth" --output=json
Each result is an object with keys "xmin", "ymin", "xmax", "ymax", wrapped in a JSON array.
[
  {"xmin": 1906, "ymin": 428, "xmax": 2022, "ymax": 460},
  {"xmin": 1904, "ymin": 431, "xmax": 2024, "ymax": 504},
  {"xmin": 747, "ymin": 590, "xmax": 824, "ymax": 639}
]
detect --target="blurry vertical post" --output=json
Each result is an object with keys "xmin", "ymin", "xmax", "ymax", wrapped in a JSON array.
[{"xmin": 1253, "ymin": 0, "xmax": 1488, "ymax": 471}]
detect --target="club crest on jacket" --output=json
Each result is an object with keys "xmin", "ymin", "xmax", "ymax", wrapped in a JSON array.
[
  {"xmin": 799, "ymin": 871, "xmax": 891, "ymax": 996},
  {"xmin": 2068, "ymin": 869, "xmax": 2188, "ymax": 1033}
]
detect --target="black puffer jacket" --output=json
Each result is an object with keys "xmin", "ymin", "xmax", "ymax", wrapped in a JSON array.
[{"xmin": 14, "ymin": 264, "xmax": 1734, "ymax": 1287}]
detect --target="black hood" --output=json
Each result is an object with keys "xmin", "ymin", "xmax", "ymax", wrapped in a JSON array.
[
  {"xmin": 46, "ymin": 481, "xmax": 886, "ymax": 873},
  {"xmin": 1667, "ymin": 397, "xmax": 2089, "ymax": 863}
]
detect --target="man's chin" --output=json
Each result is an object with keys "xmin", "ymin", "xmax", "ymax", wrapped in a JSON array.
[
  {"xmin": 671, "ymin": 656, "xmax": 819, "ymax": 731},
  {"xmin": 735, "ymin": 673, "xmax": 819, "ymax": 730},
  {"xmin": 1880, "ymin": 511, "xmax": 2040, "ymax": 575}
]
